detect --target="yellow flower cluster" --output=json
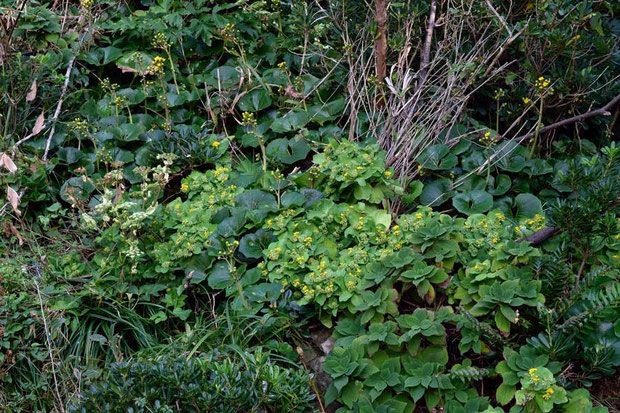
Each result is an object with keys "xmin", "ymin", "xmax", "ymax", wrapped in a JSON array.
[
  {"xmin": 70, "ymin": 117, "xmax": 90, "ymax": 134},
  {"xmin": 480, "ymin": 131, "xmax": 497, "ymax": 146},
  {"xmin": 277, "ymin": 62, "xmax": 287, "ymax": 70},
  {"xmin": 268, "ymin": 246, "xmax": 282, "ymax": 260},
  {"xmin": 542, "ymin": 387, "xmax": 554, "ymax": 400},
  {"xmin": 152, "ymin": 32, "xmax": 171, "ymax": 49},
  {"xmin": 113, "ymin": 96, "xmax": 127, "ymax": 107},
  {"xmin": 181, "ymin": 183, "xmax": 189, "ymax": 192},
  {"xmin": 525, "ymin": 214, "xmax": 546, "ymax": 231},
  {"xmin": 213, "ymin": 166, "xmax": 230, "ymax": 181},
  {"xmin": 81, "ymin": 0, "xmax": 94, "ymax": 8},
  {"xmin": 147, "ymin": 56, "xmax": 166, "ymax": 75},
  {"xmin": 301, "ymin": 284, "xmax": 315, "ymax": 296},
  {"xmin": 242, "ymin": 111, "xmax": 256, "ymax": 126},
  {"xmin": 535, "ymin": 76, "xmax": 553, "ymax": 94},
  {"xmin": 221, "ymin": 22, "xmax": 238, "ymax": 42},
  {"xmin": 529, "ymin": 368, "xmax": 540, "ymax": 383}
]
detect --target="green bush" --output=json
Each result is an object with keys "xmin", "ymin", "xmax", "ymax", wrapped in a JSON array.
[{"xmin": 70, "ymin": 348, "xmax": 315, "ymax": 413}]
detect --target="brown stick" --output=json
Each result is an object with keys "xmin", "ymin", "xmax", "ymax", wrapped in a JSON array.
[
  {"xmin": 517, "ymin": 226, "xmax": 562, "ymax": 246},
  {"xmin": 418, "ymin": 0, "xmax": 436, "ymax": 89},
  {"xmin": 516, "ymin": 93, "xmax": 620, "ymax": 143}
]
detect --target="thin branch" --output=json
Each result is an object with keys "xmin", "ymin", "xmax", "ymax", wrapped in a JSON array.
[
  {"xmin": 485, "ymin": 0, "xmax": 511, "ymax": 35},
  {"xmin": 42, "ymin": 55, "xmax": 75, "ymax": 161},
  {"xmin": 515, "ymin": 93, "xmax": 620, "ymax": 143},
  {"xmin": 418, "ymin": 0, "xmax": 436, "ymax": 90}
]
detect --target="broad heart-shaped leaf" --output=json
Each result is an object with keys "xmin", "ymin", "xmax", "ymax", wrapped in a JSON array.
[
  {"xmin": 239, "ymin": 229, "xmax": 275, "ymax": 259},
  {"xmin": 420, "ymin": 179, "xmax": 453, "ymax": 207},
  {"xmin": 495, "ymin": 141, "xmax": 527, "ymax": 172},
  {"xmin": 487, "ymin": 174, "xmax": 511, "ymax": 196},
  {"xmin": 307, "ymin": 98, "xmax": 345, "ymax": 124},
  {"xmin": 116, "ymin": 51, "xmax": 154, "ymax": 73},
  {"xmin": 185, "ymin": 252, "xmax": 214, "ymax": 285},
  {"xmin": 237, "ymin": 89, "xmax": 272, "ymax": 112},
  {"xmin": 452, "ymin": 190, "xmax": 493, "ymax": 215},
  {"xmin": 514, "ymin": 193, "xmax": 542, "ymax": 219},
  {"xmin": 205, "ymin": 66, "xmax": 240, "ymax": 89},
  {"xmin": 60, "ymin": 177, "xmax": 95, "ymax": 203},
  {"xmin": 402, "ymin": 181, "xmax": 424, "ymax": 204},
  {"xmin": 208, "ymin": 261, "xmax": 233, "ymax": 289},
  {"xmin": 418, "ymin": 144, "xmax": 458, "ymax": 170},
  {"xmin": 266, "ymin": 137, "xmax": 311, "ymax": 164},
  {"xmin": 270, "ymin": 111, "xmax": 309, "ymax": 133}
]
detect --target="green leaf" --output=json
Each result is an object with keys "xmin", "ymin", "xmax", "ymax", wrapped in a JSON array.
[
  {"xmin": 266, "ymin": 137, "xmax": 311, "ymax": 164},
  {"xmin": 496, "ymin": 383, "xmax": 516, "ymax": 405},
  {"xmin": 270, "ymin": 111, "xmax": 309, "ymax": 133},
  {"xmin": 418, "ymin": 144, "xmax": 458, "ymax": 170},
  {"xmin": 239, "ymin": 229, "xmax": 274, "ymax": 259},
  {"xmin": 514, "ymin": 193, "xmax": 542, "ymax": 219},
  {"xmin": 341, "ymin": 381, "xmax": 362, "ymax": 408},
  {"xmin": 452, "ymin": 190, "xmax": 493, "ymax": 215},
  {"xmin": 238, "ymin": 89, "xmax": 272, "ymax": 112},
  {"xmin": 208, "ymin": 261, "xmax": 233, "ymax": 289},
  {"xmin": 420, "ymin": 179, "xmax": 453, "ymax": 207}
]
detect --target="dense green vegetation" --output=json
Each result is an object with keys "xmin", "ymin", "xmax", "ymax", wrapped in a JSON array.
[{"xmin": 1, "ymin": 0, "xmax": 618, "ymax": 412}]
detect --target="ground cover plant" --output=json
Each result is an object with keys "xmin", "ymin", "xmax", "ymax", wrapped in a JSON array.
[{"xmin": 1, "ymin": 0, "xmax": 618, "ymax": 412}]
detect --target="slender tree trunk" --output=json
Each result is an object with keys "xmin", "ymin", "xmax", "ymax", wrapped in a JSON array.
[{"xmin": 374, "ymin": 0, "xmax": 388, "ymax": 107}]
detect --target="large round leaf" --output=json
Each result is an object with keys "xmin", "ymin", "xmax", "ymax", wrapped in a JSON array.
[
  {"xmin": 452, "ymin": 190, "xmax": 493, "ymax": 215},
  {"xmin": 487, "ymin": 174, "xmax": 511, "ymax": 196},
  {"xmin": 266, "ymin": 138, "xmax": 311, "ymax": 164},
  {"xmin": 420, "ymin": 179, "xmax": 453, "ymax": 206},
  {"xmin": 418, "ymin": 144, "xmax": 458, "ymax": 170},
  {"xmin": 514, "ymin": 193, "xmax": 542, "ymax": 218},
  {"xmin": 237, "ymin": 89, "xmax": 272, "ymax": 112}
]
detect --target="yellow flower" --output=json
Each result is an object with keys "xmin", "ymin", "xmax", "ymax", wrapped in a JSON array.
[
  {"xmin": 384, "ymin": 171, "xmax": 392, "ymax": 177},
  {"xmin": 542, "ymin": 387, "xmax": 554, "ymax": 400},
  {"xmin": 212, "ymin": 141, "xmax": 220, "ymax": 148},
  {"xmin": 181, "ymin": 183, "xmax": 189, "ymax": 192},
  {"xmin": 522, "ymin": 97, "xmax": 531, "ymax": 105},
  {"xmin": 529, "ymin": 368, "xmax": 538, "ymax": 375}
]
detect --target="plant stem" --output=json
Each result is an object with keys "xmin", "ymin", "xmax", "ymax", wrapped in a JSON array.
[{"xmin": 529, "ymin": 97, "xmax": 544, "ymax": 158}]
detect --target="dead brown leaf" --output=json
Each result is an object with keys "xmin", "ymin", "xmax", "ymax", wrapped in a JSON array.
[
  {"xmin": 7, "ymin": 222, "xmax": 23, "ymax": 245},
  {"xmin": 7, "ymin": 186, "xmax": 21, "ymax": 215},
  {"xmin": 26, "ymin": 79, "xmax": 37, "ymax": 102},
  {"xmin": 0, "ymin": 152, "xmax": 17, "ymax": 174},
  {"xmin": 32, "ymin": 111, "xmax": 45, "ymax": 135},
  {"xmin": 117, "ymin": 64, "xmax": 153, "ymax": 76}
]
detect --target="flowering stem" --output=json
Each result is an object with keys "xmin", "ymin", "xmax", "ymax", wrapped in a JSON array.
[{"xmin": 530, "ymin": 97, "xmax": 544, "ymax": 158}]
